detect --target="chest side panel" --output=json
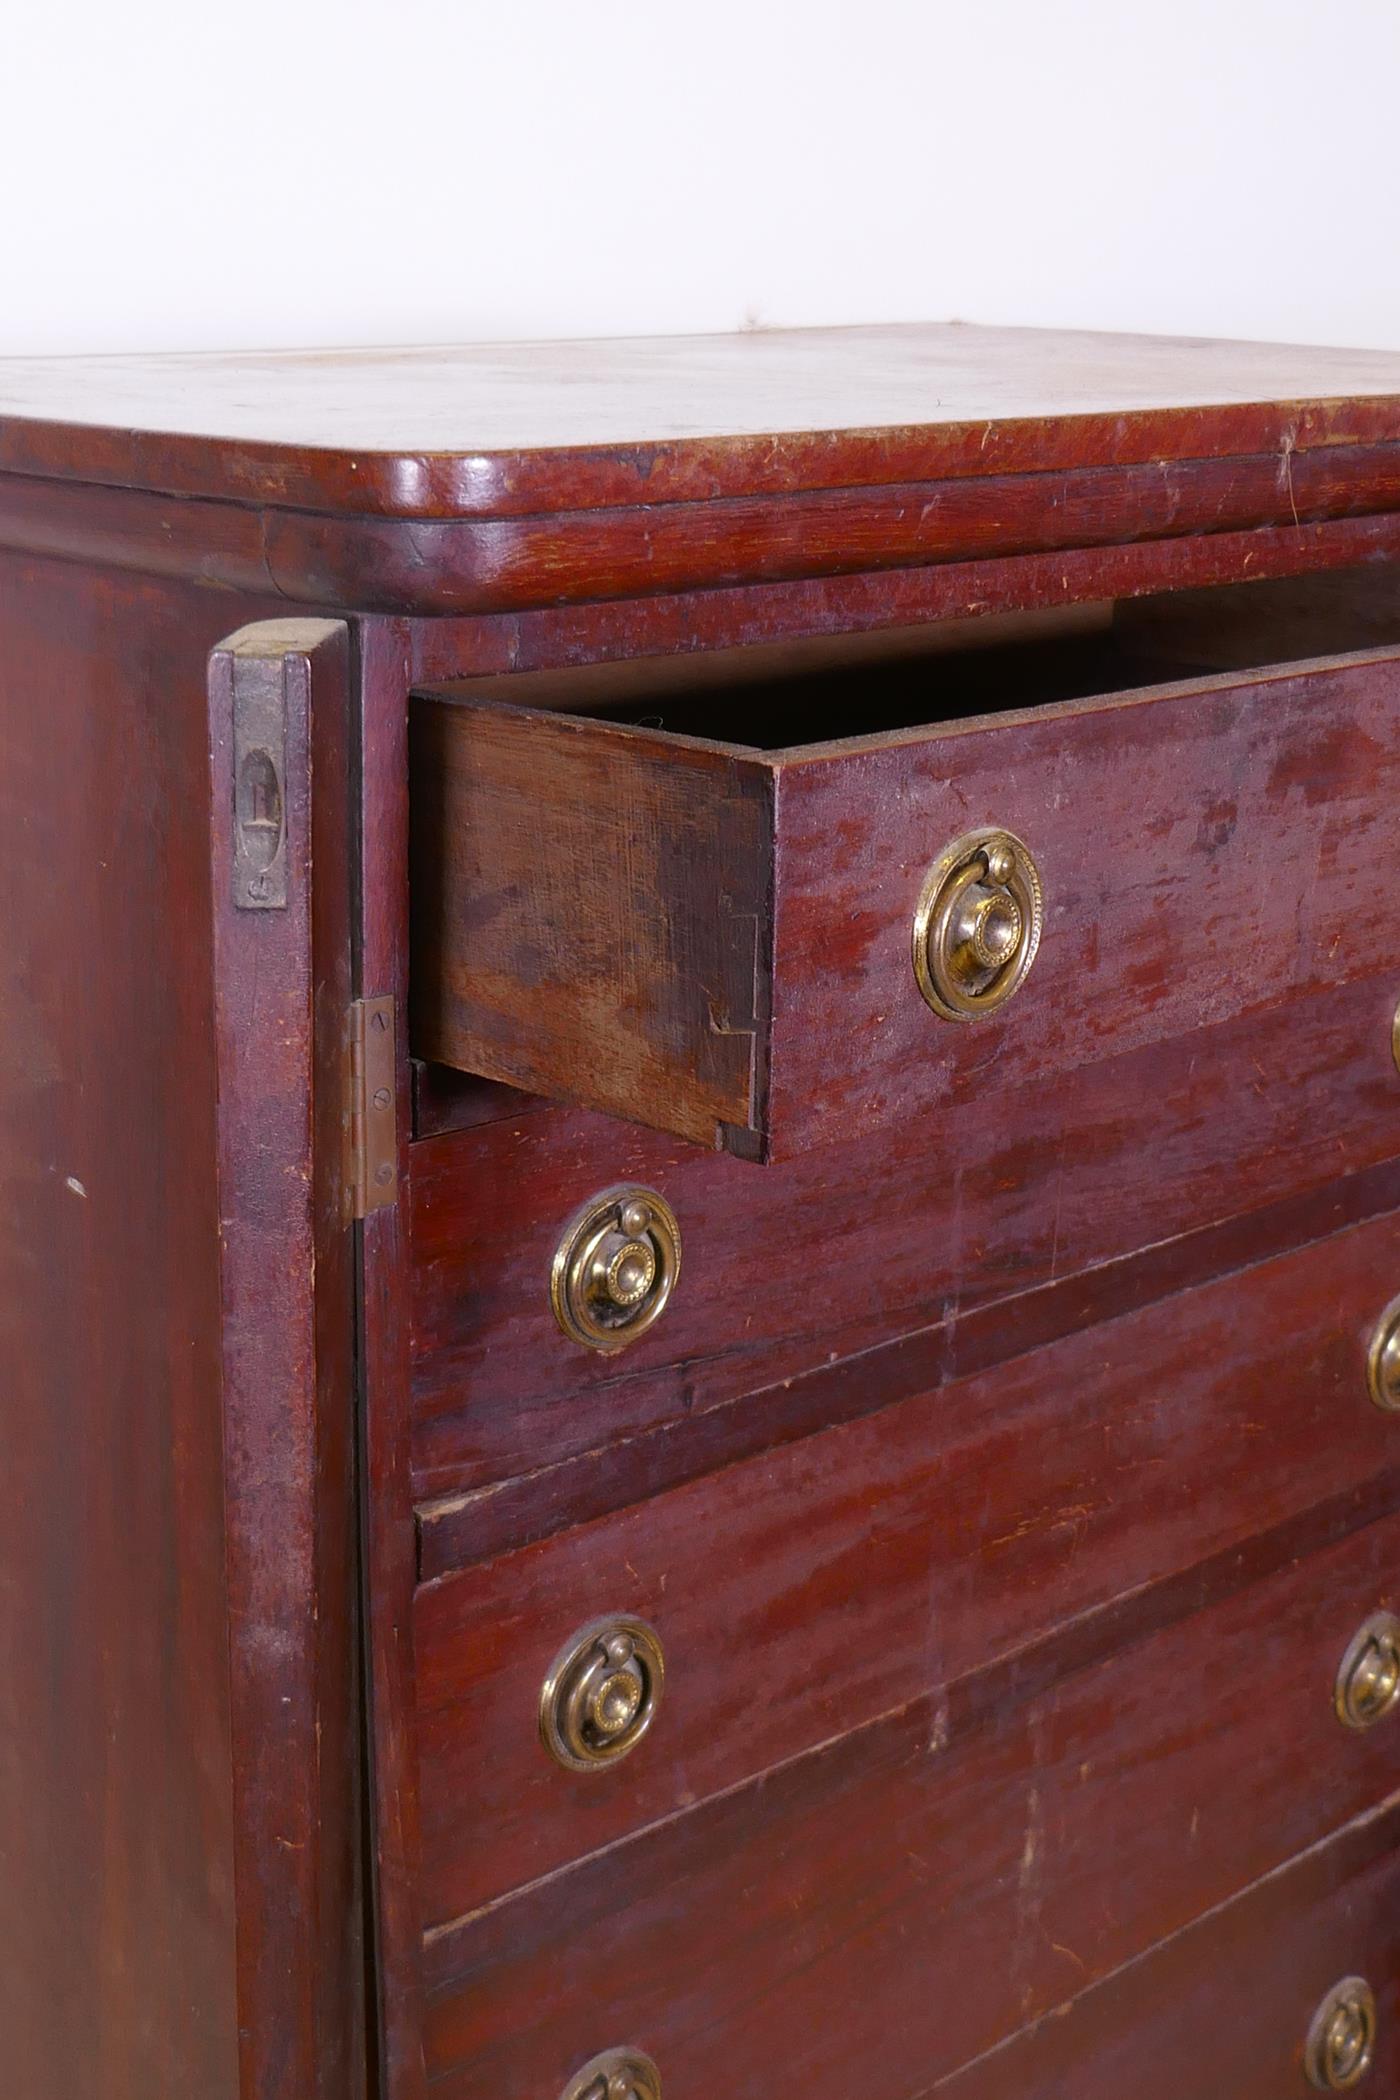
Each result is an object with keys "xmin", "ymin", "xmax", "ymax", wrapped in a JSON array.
[{"xmin": 0, "ymin": 554, "xmax": 242, "ymax": 2100}]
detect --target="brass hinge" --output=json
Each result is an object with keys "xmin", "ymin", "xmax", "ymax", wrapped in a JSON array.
[{"xmin": 346, "ymin": 995, "xmax": 399, "ymax": 1220}]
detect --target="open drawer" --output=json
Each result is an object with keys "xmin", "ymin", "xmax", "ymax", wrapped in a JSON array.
[{"xmin": 410, "ymin": 572, "xmax": 1400, "ymax": 1160}]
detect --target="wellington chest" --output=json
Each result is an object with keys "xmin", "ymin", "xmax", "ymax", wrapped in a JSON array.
[{"xmin": 6, "ymin": 323, "xmax": 1400, "ymax": 2100}]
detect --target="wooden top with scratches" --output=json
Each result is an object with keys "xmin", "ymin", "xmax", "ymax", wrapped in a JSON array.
[{"xmin": 3, "ymin": 322, "xmax": 1400, "ymax": 521}]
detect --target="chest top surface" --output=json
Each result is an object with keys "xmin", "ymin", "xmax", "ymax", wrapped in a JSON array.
[{"xmin": 3, "ymin": 322, "xmax": 1400, "ymax": 521}]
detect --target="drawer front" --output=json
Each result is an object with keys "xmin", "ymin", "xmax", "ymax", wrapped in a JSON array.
[
  {"xmin": 935, "ymin": 1797, "xmax": 1400, "ymax": 2100},
  {"xmin": 415, "ymin": 1210, "xmax": 1400, "ymax": 1924},
  {"xmin": 412, "ymin": 649, "xmax": 1400, "ymax": 1159},
  {"xmin": 766, "ymin": 652, "xmax": 1400, "ymax": 1157},
  {"xmin": 421, "ymin": 1512, "xmax": 1400, "ymax": 2100},
  {"xmin": 411, "ymin": 972, "xmax": 1400, "ymax": 1504}
]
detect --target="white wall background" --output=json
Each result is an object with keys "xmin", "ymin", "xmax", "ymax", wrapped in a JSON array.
[{"xmin": 4, "ymin": 0, "xmax": 1399, "ymax": 357}]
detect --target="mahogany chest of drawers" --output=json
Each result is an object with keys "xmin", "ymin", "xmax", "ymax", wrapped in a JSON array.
[{"xmin": 5, "ymin": 323, "xmax": 1400, "ymax": 2100}]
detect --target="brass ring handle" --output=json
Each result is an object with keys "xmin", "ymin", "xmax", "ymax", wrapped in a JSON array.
[
  {"xmin": 913, "ymin": 828, "xmax": 1044, "ymax": 1020},
  {"xmin": 1306, "ymin": 1977, "xmax": 1377, "ymax": 2089},
  {"xmin": 1367, "ymin": 1295, "xmax": 1400, "ymax": 1411},
  {"xmin": 551, "ymin": 1186, "xmax": 681, "ymax": 1352},
  {"xmin": 540, "ymin": 1615, "xmax": 665, "ymax": 1771},
  {"xmin": 558, "ymin": 2049, "xmax": 662, "ymax": 2100},
  {"xmin": 1335, "ymin": 1612, "xmax": 1400, "ymax": 1730}
]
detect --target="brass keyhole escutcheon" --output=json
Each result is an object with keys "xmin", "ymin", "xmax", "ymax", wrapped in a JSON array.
[
  {"xmin": 558, "ymin": 2050, "xmax": 662, "ymax": 2100},
  {"xmin": 540, "ymin": 1615, "xmax": 665, "ymax": 1772},
  {"xmin": 550, "ymin": 1186, "xmax": 681, "ymax": 1353},
  {"xmin": 1306, "ymin": 1977, "xmax": 1377, "ymax": 2089},
  {"xmin": 1334, "ymin": 1612, "xmax": 1400, "ymax": 1731},
  {"xmin": 913, "ymin": 827, "xmax": 1044, "ymax": 1021},
  {"xmin": 1366, "ymin": 1295, "xmax": 1400, "ymax": 1411}
]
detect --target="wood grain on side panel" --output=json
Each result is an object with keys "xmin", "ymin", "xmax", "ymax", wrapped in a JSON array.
[
  {"xmin": 420, "ymin": 1513, "xmax": 1400, "ymax": 2100},
  {"xmin": 0, "ymin": 558, "xmax": 249, "ymax": 2100}
]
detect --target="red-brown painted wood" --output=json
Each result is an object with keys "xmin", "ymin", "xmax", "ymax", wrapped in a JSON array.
[
  {"xmin": 418, "ymin": 1153, "xmax": 1400, "ymax": 1570},
  {"xmin": 0, "ymin": 557, "xmax": 252, "ymax": 2097},
  {"xmin": 411, "ymin": 514, "xmax": 1400, "ymax": 681},
  {"xmin": 0, "ymin": 572, "xmax": 367, "ymax": 2100},
  {"xmin": 413, "ymin": 632, "xmax": 1400, "ymax": 1156},
  {"xmin": 768, "ymin": 649, "xmax": 1400, "ymax": 1156},
  {"xmin": 5, "ymin": 459, "xmax": 1400, "ymax": 634},
  {"xmin": 5, "ymin": 323, "xmax": 1400, "ymax": 517},
  {"xmin": 408, "ymin": 968, "xmax": 1400, "ymax": 1509},
  {"xmin": 5, "ymin": 328, "xmax": 1400, "ymax": 619},
  {"xmin": 8, "ymin": 325, "xmax": 1400, "ymax": 2100},
  {"xmin": 413, "ymin": 1208, "xmax": 1400, "ymax": 1921},
  {"xmin": 354, "ymin": 618, "xmax": 430, "ymax": 2100},
  {"xmin": 263, "ymin": 441, "xmax": 1400, "ymax": 614},
  {"xmin": 933, "ymin": 1794, "xmax": 1400, "ymax": 2100},
  {"xmin": 207, "ymin": 621, "xmax": 364, "ymax": 2100},
  {"xmin": 420, "ymin": 1511, "xmax": 1400, "ymax": 2100}
]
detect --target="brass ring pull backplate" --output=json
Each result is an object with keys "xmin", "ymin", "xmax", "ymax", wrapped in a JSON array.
[
  {"xmin": 557, "ymin": 2049, "xmax": 662, "ymax": 2100},
  {"xmin": 1306, "ymin": 1977, "xmax": 1377, "ymax": 2089},
  {"xmin": 1335, "ymin": 1612, "xmax": 1400, "ymax": 1730},
  {"xmin": 913, "ymin": 827, "xmax": 1044, "ymax": 1020},
  {"xmin": 1366, "ymin": 1295, "xmax": 1400, "ymax": 1411},
  {"xmin": 551, "ymin": 1186, "xmax": 681, "ymax": 1352},
  {"xmin": 540, "ymin": 1615, "xmax": 666, "ymax": 1771}
]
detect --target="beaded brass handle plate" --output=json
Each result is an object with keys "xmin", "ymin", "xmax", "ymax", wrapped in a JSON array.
[
  {"xmin": 551, "ymin": 1186, "xmax": 681, "ymax": 1352},
  {"xmin": 1335, "ymin": 1612, "xmax": 1400, "ymax": 1731},
  {"xmin": 558, "ymin": 2050, "xmax": 662, "ymax": 2100},
  {"xmin": 540, "ymin": 1615, "xmax": 666, "ymax": 1772},
  {"xmin": 1306, "ymin": 1977, "xmax": 1377, "ymax": 2090},
  {"xmin": 913, "ymin": 827, "xmax": 1044, "ymax": 1021}
]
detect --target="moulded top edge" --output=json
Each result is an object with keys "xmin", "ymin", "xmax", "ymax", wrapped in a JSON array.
[{"xmin": 1, "ymin": 321, "xmax": 1400, "ymax": 521}]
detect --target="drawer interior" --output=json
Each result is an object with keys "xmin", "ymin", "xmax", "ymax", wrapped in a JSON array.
[{"xmin": 418, "ymin": 567, "xmax": 1400, "ymax": 752}]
